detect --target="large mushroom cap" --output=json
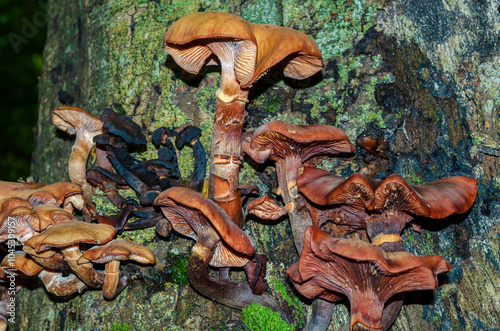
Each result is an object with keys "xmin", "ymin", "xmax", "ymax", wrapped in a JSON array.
[
  {"xmin": 245, "ymin": 23, "xmax": 323, "ymax": 86},
  {"xmin": 245, "ymin": 120, "xmax": 355, "ymax": 163},
  {"xmin": 24, "ymin": 220, "xmax": 116, "ymax": 252},
  {"xmin": 77, "ymin": 239, "xmax": 155, "ymax": 265},
  {"xmin": 287, "ymin": 227, "xmax": 452, "ymax": 329},
  {"xmin": 154, "ymin": 187, "xmax": 255, "ymax": 260},
  {"xmin": 52, "ymin": 106, "xmax": 102, "ymax": 136},
  {"xmin": 163, "ymin": 11, "xmax": 257, "ymax": 85},
  {"xmin": 370, "ymin": 174, "xmax": 478, "ymax": 218},
  {"xmin": 100, "ymin": 108, "xmax": 147, "ymax": 145}
]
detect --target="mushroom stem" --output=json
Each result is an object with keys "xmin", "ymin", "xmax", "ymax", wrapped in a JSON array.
[
  {"xmin": 208, "ymin": 99, "xmax": 247, "ymax": 227},
  {"xmin": 38, "ymin": 270, "xmax": 87, "ymax": 296},
  {"xmin": 68, "ymin": 134, "xmax": 95, "ymax": 203},
  {"xmin": 302, "ymin": 298, "xmax": 335, "ymax": 331},
  {"xmin": 102, "ymin": 260, "xmax": 121, "ymax": 300},
  {"xmin": 188, "ymin": 228, "xmax": 289, "ymax": 322},
  {"xmin": 187, "ymin": 139, "xmax": 207, "ymax": 192},
  {"xmin": 275, "ymin": 156, "xmax": 313, "ymax": 253},
  {"xmin": 61, "ymin": 245, "xmax": 105, "ymax": 288}
]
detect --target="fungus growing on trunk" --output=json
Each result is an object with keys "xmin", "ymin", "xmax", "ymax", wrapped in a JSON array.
[
  {"xmin": 164, "ymin": 12, "xmax": 324, "ymax": 228},
  {"xmin": 77, "ymin": 239, "xmax": 155, "ymax": 300},
  {"xmin": 287, "ymin": 227, "xmax": 452, "ymax": 331},
  {"xmin": 37, "ymin": 270, "xmax": 87, "ymax": 296},
  {"xmin": 154, "ymin": 187, "xmax": 288, "ymax": 320},
  {"xmin": 243, "ymin": 121, "xmax": 354, "ymax": 252},
  {"xmin": 24, "ymin": 221, "xmax": 116, "ymax": 288},
  {"xmin": 52, "ymin": 106, "xmax": 103, "ymax": 204}
]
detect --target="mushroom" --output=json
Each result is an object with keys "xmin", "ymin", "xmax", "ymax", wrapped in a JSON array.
[
  {"xmin": 287, "ymin": 226, "xmax": 452, "ymax": 331},
  {"xmin": 164, "ymin": 12, "xmax": 323, "ymax": 227},
  {"xmin": 243, "ymin": 121, "xmax": 354, "ymax": 252},
  {"xmin": 24, "ymin": 221, "xmax": 116, "ymax": 288},
  {"xmin": 367, "ymin": 174, "xmax": 478, "ymax": 252},
  {"xmin": 77, "ymin": 239, "xmax": 155, "ymax": 299},
  {"xmin": 0, "ymin": 206, "xmax": 40, "ymax": 244},
  {"xmin": 1, "ymin": 251, "xmax": 43, "ymax": 277},
  {"xmin": 175, "ymin": 125, "xmax": 207, "ymax": 192},
  {"xmin": 0, "ymin": 197, "xmax": 31, "ymax": 213},
  {"xmin": 52, "ymin": 106, "xmax": 103, "ymax": 203},
  {"xmin": 154, "ymin": 187, "xmax": 288, "ymax": 320},
  {"xmin": 86, "ymin": 166, "xmax": 129, "ymax": 208}
]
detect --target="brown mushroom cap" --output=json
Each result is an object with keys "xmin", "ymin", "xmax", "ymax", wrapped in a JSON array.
[
  {"xmin": 244, "ymin": 120, "xmax": 355, "ymax": 163},
  {"xmin": 370, "ymin": 174, "xmax": 478, "ymax": 218},
  {"xmin": 0, "ymin": 181, "xmax": 44, "ymax": 201},
  {"xmin": 247, "ymin": 195, "xmax": 294, "ymax": 220},
  {"xmin": 0, "ymin": 206, "xmax": 40, "ymax": 244},
  {"xmin": 245, "ymin": 23, "xmax": 323, "ymax": 86},
  {"xmin": 32, "ymin": 205, "xmax": 75, "ymax": 231},
  {"xmin": 0, "ymin": 197, "xmax": 31, "ymax": 213},
  {"xmin": 163, "ymin": 12, "xmax": 257, "ymax": 86},
  {"xmin": 77, "ymin": 239, "xmax": 155, "ymax": 265},
  {"xmin": 24, "ymin": 220, "xmax": 116, "ymax": 252},
  {"xmin": 52, "ymin": 106, "xmax": 102, "ymax": 136},
  {"xmin": 287, "ymin": 227, "xmax": 452, "ymax": 329},
  {"xmin": 1, "ymin": 252, "xmax": 43, "ymax": 276}
]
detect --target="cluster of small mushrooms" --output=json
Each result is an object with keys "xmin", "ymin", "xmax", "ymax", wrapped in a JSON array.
[{"xmin": 0, "ymin": 11, "xmax": 478, "ymax": 331}]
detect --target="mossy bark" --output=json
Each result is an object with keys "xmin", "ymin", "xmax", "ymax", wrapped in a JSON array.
[{"xmin": 16, "ymin": 0, "xmax": 500, "ymax": 330}]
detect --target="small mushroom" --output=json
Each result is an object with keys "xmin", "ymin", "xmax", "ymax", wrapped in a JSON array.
[
  {"xmin": 86, "ymin": 166, "xmax": 129, "ymax": 208},
  {"xmin": 243, "ymin": 121, "xmax": 354, "ymax": 252},
  {"xmin": 52, "ymin": 106, "xmax": 103, "ymax": 203},
  {"xmin": 77, "ymin": 239, "xmax": 155, "ymax": 300},
  {"xmin": 287, "ymin": 227, "xmax": 452, "ymax": 331},
  {"xmin": 155, "ymin": 187, "xmax": 288, "ymax": 320},
  {"xmin": 1, "ymin": 251, "xmax": 43, "ymax": 277},
  {"xmin": 24, "ymin": 221, "xmax": 116, "ymax": 288}
]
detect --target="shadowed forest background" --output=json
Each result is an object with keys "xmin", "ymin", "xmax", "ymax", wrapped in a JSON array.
[{"xmin": 0, "ymin": 0, "xmax": 45, "ymax": 181}]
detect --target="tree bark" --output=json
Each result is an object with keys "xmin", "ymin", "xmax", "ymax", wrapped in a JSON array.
[{"xmin": 15, "ymin": 0, "xmax": 500, "ymax": 330}]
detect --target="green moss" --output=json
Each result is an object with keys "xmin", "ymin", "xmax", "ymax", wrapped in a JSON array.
[
  {"xmin": 241, "ymin": 302, "xmax": 294, "ymax": 331},
  {"xmin": 268, "ymin": 276, "xmax": 304, "ymax": 326},
  {"xmin": 111, "ymin": 323, "xmax": 130, "ymax": 331},
  {"xmin": 169, "ymin": 253, "xmax": 190, "ymax": 286}
]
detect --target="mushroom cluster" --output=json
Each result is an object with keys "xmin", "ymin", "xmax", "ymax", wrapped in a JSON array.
[
  {"xmin": 0, "ymin": 10, "xmax": 479, "ymax": 331},
  {"xmin": 0, "ymin": 180, "xmax": 155, "ymax": 300}
]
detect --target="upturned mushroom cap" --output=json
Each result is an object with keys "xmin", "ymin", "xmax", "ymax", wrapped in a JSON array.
[
  {"xmin": 24, "ymin": 220, "xmax": 116, "ymax": 252},
  {"xmin": 32, "ymin": 205, "xmax": 75, "ymax": 231},
  {"xmin": 245, "ymin": 23, "xmax": 323, "ymax": 86},
  {"xmin": 244, "ymin": 120, "xmax": 355, "ymax": 163},
  {"xmin": 0, "ymin": 206, "xmax": 40, "ymax": 244},
  {"xmin": 154, "ymin": 187, "xmax": 255, "ymax": 266},
  {"xmin": 1, "ymin": 252, "xmax": 43, "ymax": 276},
  {"xmin": 287, "ymin": 227, "xmax": 452, "ymax": 330},
  {"xmin": 163, "ymin": 12, "xmax": 257, "ymax": 85},
  {"xmin": 53, "ymin": 106, "xmax": 102, "ymax": 136},
  {"xmin": 247, "ymin": 195, "xmax": 294, "ymax": 220},
  {"xmin": 77, "ymin": 239, "xmax": 155, "ymax": 265},
  {"xmin": 100, "ymin": 108, "xmax": 147, "ymax": 145},
  {"xmin": 370, "ymin": 174, "xmax": 478, "ymax": 218}
]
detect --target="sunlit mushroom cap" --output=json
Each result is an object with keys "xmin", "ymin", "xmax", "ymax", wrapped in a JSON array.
[
  {"xmin": 77, "ymin": 239, "xmax": 155, "ymax": 265},
  {"xmin": 155, "ymin": 187, "xmax": 255, "ymax": 266},
  {"xmin": 370, "ymin": 174, "xmax": 478, "ymax": 218},
  {"xmin": 163, "ymin": 12, "xmax": 257, "ymax": 85},
  {"xmin": 244, "ymin": 120, "xmax": 355, "ymax": 163},
  {"xmin": 24, "ymin": 220, "xmax": 116, "ymax": 252},
  {"xmin": 245, "ymin": 23, "xmax": 323, "ymax": 86},
  {"xmin": 1, "ymin": 252, "xmax": 43, "ymax": 276}
]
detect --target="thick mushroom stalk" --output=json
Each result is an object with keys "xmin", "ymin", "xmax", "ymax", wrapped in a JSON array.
[
  {"xmin": 154, "ymin": 187, "xmax": 289, "ymax": 321},
  {"xmin": 77, "ymin": 239, "xmax": 155, "ymax": 300},
  {"xmin": 38, "ymin": 270, "xmax": 87, "ymax": 296},
  {"xmin": 24, "ymin": 220, "xmax": 116, "ymax": 288},
  {"xmin": 52, "ymin": 107, "xmax": 103, "ymax": 203},
  {"xmin": 164, "ymin": 12, "xmax": 324, "ymax": 227},
  {"xmin": 287, "ymin": 227, "xmax": 452, "ymax": 331},
  {"xmin": 243, "ymin": 121, "xmax": 354, "ymax": 253}
]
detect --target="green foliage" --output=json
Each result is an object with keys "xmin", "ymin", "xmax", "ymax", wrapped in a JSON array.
[
  {"xmin": 241, "ymin": 302, "xmax": 294, "ymax": 331},
  {"xmin": 268, "ymin": 277, "xmax": 304, "ymax": 326}
]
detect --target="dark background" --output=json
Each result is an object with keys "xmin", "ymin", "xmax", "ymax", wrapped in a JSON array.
[{"xmin": 0, "ymin": 0, "xmax": 46, "ymax": 181}]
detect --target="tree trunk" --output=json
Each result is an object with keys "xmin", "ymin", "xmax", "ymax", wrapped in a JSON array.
[{"xmin": 15, "ymin": 0, "xmax": 499, "ymax": 330}]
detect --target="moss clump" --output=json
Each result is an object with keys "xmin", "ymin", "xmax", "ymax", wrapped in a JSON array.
[
  {"xmin": 268, "ymin": 277, "xmax": 304, "ymax": 326},
  {"xmin": 111, "ymin": 323, "xmax": 129, "ymax": 331},
  {"xmin": 241, "ymin": 302, "xmax": 294, "ymax": 331},
  {"xmin": 169, "ymin": 253, "xmax": 190, "ymax": 286}
]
